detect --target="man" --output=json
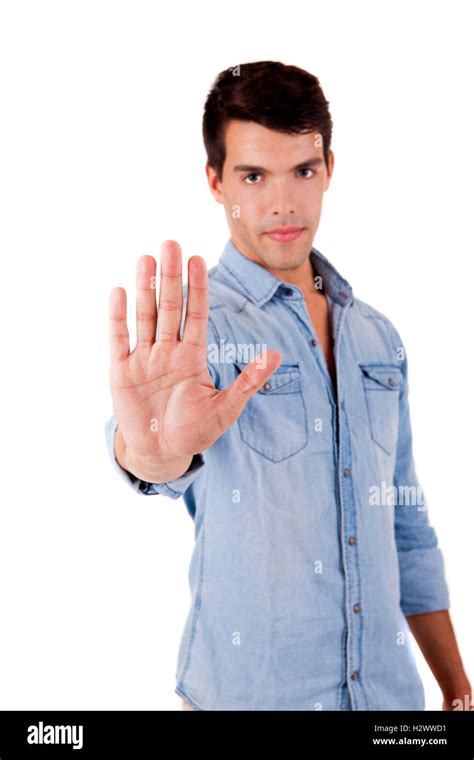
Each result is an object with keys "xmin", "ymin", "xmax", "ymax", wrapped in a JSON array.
[{"xmin": 105, "ymin": 61, "xmax": 470, "ymax": 711}]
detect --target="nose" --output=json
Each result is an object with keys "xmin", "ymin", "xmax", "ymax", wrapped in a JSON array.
[{"xmin": 271, "ymin": 179, "xmax": 296, "ymax": 217}]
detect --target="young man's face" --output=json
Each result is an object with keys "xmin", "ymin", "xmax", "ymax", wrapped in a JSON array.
[{"xmin": 206, "ymin": 119, "xmax": 334, "ymax": 272}]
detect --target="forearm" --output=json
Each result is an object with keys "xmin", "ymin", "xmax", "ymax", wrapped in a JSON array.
[
  {"xmin": 114, "ymin": 425, "xmax": 193, "ymax": 483},
  {"xmin": 406, "ymin": 609, "xmax": 471, "ymax": 707}
]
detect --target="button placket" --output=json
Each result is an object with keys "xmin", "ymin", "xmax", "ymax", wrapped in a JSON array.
[{"xmin": 333, "ymin": 307, "xmax": 367, "ymax": 709}]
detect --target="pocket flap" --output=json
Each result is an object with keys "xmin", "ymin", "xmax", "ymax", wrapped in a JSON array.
[
  {"xmin": 359, "ymin": 364, "xmax": 403, "ymax": 390},
  {"xmin": 234, "ymin": 361, "xmax": 301, "ymax": 393}
]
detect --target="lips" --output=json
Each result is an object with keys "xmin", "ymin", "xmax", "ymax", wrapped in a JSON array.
[{"xmin": 264, "ymin": 227, "xmax": 304, "ymax": 243}]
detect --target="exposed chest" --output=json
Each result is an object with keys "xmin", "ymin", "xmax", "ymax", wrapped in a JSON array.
[{"xmin": 305, "ymin": 291, "xmax": 337, "ymax": 391}]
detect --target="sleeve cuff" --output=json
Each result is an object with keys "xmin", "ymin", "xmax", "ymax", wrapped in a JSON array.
[
  {"xmin": 104, "ymin": 415, "xmax": 205, "ymax": 497},
  {"xmin": 398, "ymin": 546, "xmax": 451, "ymax": 615},
  {"xmin": 148, "ymin": 452, "xmax": 205, "ymax": 498}
]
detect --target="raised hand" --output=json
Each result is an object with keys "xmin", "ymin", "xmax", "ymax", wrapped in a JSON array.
[{"xmin": 108, "ymin": 240, "xmax": 282, "ymax": 481}]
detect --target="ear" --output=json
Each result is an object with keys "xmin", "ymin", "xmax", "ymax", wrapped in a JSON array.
[
  {"xmin": 205, "ymin": 163, "xmax": 224, "ymax": 204},
  {"xmin": 324, "ymin": 150, "xmax": 335, "ymax": 190}
]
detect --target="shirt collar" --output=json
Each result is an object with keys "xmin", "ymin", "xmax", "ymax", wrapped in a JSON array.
[{"xmin": 217, "ymin": 237, "xmax": 353, "ymax": 308}]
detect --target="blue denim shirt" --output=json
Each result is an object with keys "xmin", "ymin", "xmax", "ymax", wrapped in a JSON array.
[{"xmin": 105, "ymin": 237, "xmax": 450, "ymax": 711}]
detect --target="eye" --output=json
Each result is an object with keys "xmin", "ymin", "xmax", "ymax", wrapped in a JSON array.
[
  {"xmin": 298, "ymin": 168, "xmax": 316, "ymax": 178},
  {"xmin": 243, "ymin": 173, "xmax": 262, "ymax": 184}
]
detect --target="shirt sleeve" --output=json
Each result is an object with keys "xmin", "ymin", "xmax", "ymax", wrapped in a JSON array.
[{"xmin": 392, "ymin": 338, "xmax": 450, "ymax": 616}]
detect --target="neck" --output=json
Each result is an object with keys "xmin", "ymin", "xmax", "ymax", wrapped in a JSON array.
[
  {"xmin": 267, "ymin": 255, "xmax": 321, "ymax": 298},
  {"xmin": 230, "ymin": 236, "xmax": 322, "ymax": 299}
]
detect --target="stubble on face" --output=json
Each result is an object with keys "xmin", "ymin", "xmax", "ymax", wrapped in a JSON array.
[{"xmin": 214, "ymin": 120, "xmax": 333, "ymax": 280}]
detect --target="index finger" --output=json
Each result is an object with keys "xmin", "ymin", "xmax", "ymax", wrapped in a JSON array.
[{"xmin": 181, "ymin": 255, "xmax": 209, "ymax": 351}]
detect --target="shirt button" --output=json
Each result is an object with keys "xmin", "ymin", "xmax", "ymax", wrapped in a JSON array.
[
  {"xmin": 351, "ymin": 672, "xmax": 360, "ymax": 681},
  {"xmin": 348, "ymin": 536, "xmax": 357, "ymax": 545},
  {"xmin": 353, "ymin": 604, "xmax": 361, "ymax": 614},
  {"xmin": 388, "ymin": 377, "xmax": 395, "ymax": 385},
  {"xmin": 311, "ymin": 338, "xmax": 317, "ymax": 346},
  {"xmin": 343, "ymin": 467, "xmax": 350, "ymax": 477},
  {"xmin": 263, "ymin": 382, "xmax": 271, "ymax": 390}
]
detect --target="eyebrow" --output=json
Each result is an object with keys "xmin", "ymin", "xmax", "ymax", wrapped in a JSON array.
[{"xmin": 233, "ymin": 157, "xmax": 324, "ymax": 173}]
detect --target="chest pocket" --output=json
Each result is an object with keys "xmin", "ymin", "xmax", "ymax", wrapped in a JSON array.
[
  {"xmin": 234, "ymin": 361, "xmax": 308, "ymax": 462},
  {"xmin": 359, "ymin": 364, "xmax": 403, "ymax": 455}
]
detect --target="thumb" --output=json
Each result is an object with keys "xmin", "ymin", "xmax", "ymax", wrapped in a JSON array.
[{"xmin": 213, "ymin": 350, "xmax": 283, "ymax": 432}]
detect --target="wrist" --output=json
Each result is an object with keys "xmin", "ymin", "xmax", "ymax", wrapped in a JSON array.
[
  {"xmin": 442, "ymin": 679, "xmax": 472, "ymax": 710},
  {"xmin": 115, "ymin": 426, "xmax": 193, "ymax": 483},
  {"xmin": 439, "ymin": 668, "xmax": 471, "ymax": 699}
]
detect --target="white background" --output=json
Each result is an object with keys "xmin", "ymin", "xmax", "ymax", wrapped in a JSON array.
[{"xmin": 0, "ymin": 0, "xmax": 472, "ymax": 710}]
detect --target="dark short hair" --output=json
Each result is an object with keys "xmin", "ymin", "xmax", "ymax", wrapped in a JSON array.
[{"xmin": 202, "ymin": 61, "xmax": 333, "ymax": 182}]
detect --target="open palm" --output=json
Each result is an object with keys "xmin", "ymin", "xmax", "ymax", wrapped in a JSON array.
[{"xmin": 108, "ymin": 240, "xmax": 282, "ymax": 472}]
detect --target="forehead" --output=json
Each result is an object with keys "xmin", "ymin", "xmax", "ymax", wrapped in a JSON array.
[{"xmin": 224, "ymin": 120, "xmax": 323, "ymax": 165}]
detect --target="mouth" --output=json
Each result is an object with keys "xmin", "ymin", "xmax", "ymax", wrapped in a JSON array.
[{"xmin": 264, "ymin": 227, "xmax": 305, "ymax": 243}]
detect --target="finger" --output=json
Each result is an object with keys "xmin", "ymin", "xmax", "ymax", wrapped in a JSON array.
[
  {"xmin": 157, "ymin": 240, "xmax": 184, "ymax": 344},
  {"xmin": 136, "ymin": 255, "xmax": 157, "ymax": 348},
  {"xmin": 214, "ymin": 350, "xmax": 283, "ymax": 430},
  {"xmin": 182, "ymin": 256, "xmax": 208, "ymax": 351},
  {"xmin": 109, "ymin": 287, "xmax": 130, "ymax": 361}
]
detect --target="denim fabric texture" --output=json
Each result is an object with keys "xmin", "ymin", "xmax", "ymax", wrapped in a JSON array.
[{"xmin": 105, "ymin": 237, "xmax": 449, "ymax": 710}]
